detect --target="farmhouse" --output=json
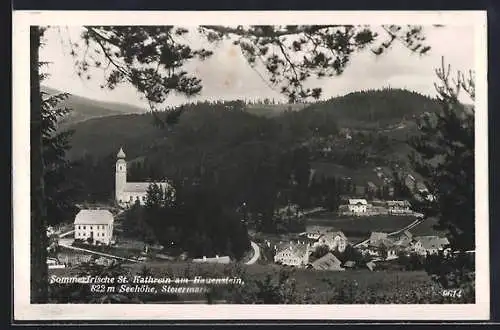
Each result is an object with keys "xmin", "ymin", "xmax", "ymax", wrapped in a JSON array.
[
  {"xmin": 274, "ymin": 243, "xmax": 311, "ymax": 267},
  {"xmin": 412, "ymin": 236, "xmax": 450, "ymax": 255},
  {"xmin": 115, "ymin": 147, "xmax": 174, "ymax": 207},
  {"xmin": 386, "ymin": 200, "xmax": 412, "ymax": 214},
  {"xmin": 74, "ymin": 209, "xmax": 114, "ymax": 245},
  {"xmin": 368, "ymin": 232, "xmax": 389, "ymax": 246},
  {"xmin": 313, "ymin": 231, "xmax": 348, "ymax": 253},
  {"xmin": 393, "ymin": 230, "xmax": 413, "ymax": 247},
  {"xmin": 347, "ymin": 198, "xmax": 368, "ymax": 214},
  {"xmin": 299, "ymin": 231, "xmax": 322, "ymax": 241},
  {"xmin": 309, "ymin": 253, "xmax": 345, "ymax": 271}
]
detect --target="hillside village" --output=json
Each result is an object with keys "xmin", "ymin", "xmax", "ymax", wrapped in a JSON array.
[
  {"xmin": 41, "ymin": 85, "xmax": 474, "ymax": 308},
  {"xmin": 48, "ymin": 143, "xmax": 450, "ymax": 274}
]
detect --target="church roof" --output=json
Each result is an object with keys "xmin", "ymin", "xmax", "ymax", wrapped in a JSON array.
[
  {"xmin": 74, "ymin": 209, "xmax": 114, "ymax": 225},
  {"xmin": 123, "ymin": 182, "xmax": 171, "ymax": 193},
  {"xmin": 117, "ymin": 147, "xmax": 126, "ymax": 159}
]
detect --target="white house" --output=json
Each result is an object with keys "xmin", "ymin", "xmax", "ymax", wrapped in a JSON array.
[
  {"xmin": 74, "ymin": 209, "xmax": 114, "ymax": 245},
  {"xmin": 115, "ymin": 147, "xmax": 174, "ymax": 207},
  {"xmin": 347, "ymin": 199, "xmax": 368, "ymax": 214},
  {"xmin": 274, "ymin": 243, "xmax": 310, "ymax": 267},
  {"xmin": 313, "ymin": 231, "xmax": 348, "ymax": 253},
  {"xmin": 386, "ymin": 200, "xmax": 411, "ymax": 214},
  {"xmin": 412, "ymin": 236, "xmax": 450, "ymax": 255}
]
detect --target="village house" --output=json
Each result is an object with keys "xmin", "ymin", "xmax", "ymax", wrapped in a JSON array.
[
  {"xmin": 274, "ymin": 243, "xmax": 311, "ymax": 267},
  {"xmin": 298, "ymin": 230, "xmax": 322, "ymax": 241},
  {"xmin": 369, "ymin": 232, "xmax": 389, "ymax": 246},
  {"xmin": 309, "ymin": 252, "xmax": 345, "ymax": 271},
  {"xmin": 313, "ymin": 231, "xmax": 348, "ymax": 253},
  {"xmin": 412, "ymin": 236, "xmax": 450, "ymax": 255},
  {"xmin": 347, "ymin": 198, "xmax": 368, "ymax": 215},
  {"xmin": 393, "ymin": 230, "xmax": 413, "ymax": 247},
  {"xmin": 387, "ymin": 200, "xmax": 412, "ymax": 214},
  {"xmin": 74, "ymin": 209, "xmax": 114, "ymax": 245},
  {"xmin": 115, "ymin": 147, "xmax": 174, "ymax": 207}
]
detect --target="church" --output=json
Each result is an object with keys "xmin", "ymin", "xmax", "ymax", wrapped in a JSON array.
[{"xmin": 115, "ymin": 147, "xmax": 173, "ymax": 207}]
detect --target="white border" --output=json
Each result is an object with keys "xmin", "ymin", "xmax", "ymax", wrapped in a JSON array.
[{"xmin": 12, "ymin": 10, "xmax": 489, "ymax": 321}]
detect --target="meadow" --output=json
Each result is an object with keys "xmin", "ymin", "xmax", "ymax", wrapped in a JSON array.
[
  {"xmin": 49, "ymin": 261, "xmax": 468, "ymax": 304},
  {"xmin": 306, "ymin": 213, "xmax": 418, "ymax": 236}
]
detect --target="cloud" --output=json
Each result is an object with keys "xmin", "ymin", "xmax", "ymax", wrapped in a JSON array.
[{"xmin": 40, "ymin": 25, "xmax": 475, "ymax": 108}]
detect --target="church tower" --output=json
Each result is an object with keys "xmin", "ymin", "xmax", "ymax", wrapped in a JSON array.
[{"xmin": 115, "ymin": 147, "xmax": 127, "ymax": 203}]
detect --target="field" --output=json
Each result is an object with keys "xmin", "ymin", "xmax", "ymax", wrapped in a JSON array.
[
  {"xmin": 49, "ymin": 261, "xmax": 464, "ymax": 304},
  {"xmin": 306, "ymin": 213, "xmax": 418, "ymax": 236},
  {"xmin": 310, "ymin": 162, "xmax": 389, "ymax": 186},
  {"xmin": 409, "ymin": 217, "xmax": 445, "ymax": 236}
]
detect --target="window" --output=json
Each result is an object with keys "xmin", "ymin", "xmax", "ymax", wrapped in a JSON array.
[
  {"xmin": 83, "ymin": 226, "xmax": 86, "ymax": 230},
  {"xmin": 90, "ymin": 226, "xmax": 93, "ymax": 230}
]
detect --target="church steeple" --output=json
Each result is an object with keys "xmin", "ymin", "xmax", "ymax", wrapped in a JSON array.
[{"xmin": 117, "ymin": 147, "xmax": 126, "ymax": 159}]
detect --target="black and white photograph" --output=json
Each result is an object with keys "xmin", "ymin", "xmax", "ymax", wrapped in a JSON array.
[{"xmin": 13, "ymin": 10, "xmax": 489, "ymax": 321}]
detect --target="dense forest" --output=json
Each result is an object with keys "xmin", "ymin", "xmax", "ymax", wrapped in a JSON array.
[
  {"xmin": 302, "ymin": 88, "xmax": 442, "ymax": 128},
  {"xmin": 60, "ymin": 88, "xmax": 443, "ymax": 223}
]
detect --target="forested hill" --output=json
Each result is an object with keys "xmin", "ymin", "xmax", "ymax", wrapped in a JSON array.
[
  {"xmin": 301, "ymin": 88, "xmax": 441, "ymax": 128},
  {"xmin": 65, "ymin": 88, "xmax": 442, "ymax": 161},
  {"xmin": 41, "ymin": 86, "xmax": 146, "ymax": 128}
]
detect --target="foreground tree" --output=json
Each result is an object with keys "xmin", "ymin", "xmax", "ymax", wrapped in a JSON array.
[
  {"xmin": 409, "ymin": 58, "xmax": 475, "ymax": 252},
  {"xmin": 30, "ymin": 24, "xmax": 434, "ymax": 301},
  {"xmin": 31, "ymin": 26, "xmax": 48, "ymax": 303}
]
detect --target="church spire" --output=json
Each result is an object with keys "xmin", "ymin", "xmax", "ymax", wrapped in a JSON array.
[{"xmin": 117, "ymin": 147, "xmax": 126, "ymax": 159}]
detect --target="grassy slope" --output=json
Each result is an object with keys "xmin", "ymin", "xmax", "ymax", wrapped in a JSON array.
[
  {"xmin": 42, "ymin": 86, "xmax": 146, "ymax": 129},
  {"xmin": 49, "ymin": 260, "xmax": 447, "ymax": 303}
]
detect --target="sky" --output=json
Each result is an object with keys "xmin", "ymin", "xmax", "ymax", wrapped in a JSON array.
[{"xmin": 39, "ymin": 25, "xmax": 475, "ymax": 109}]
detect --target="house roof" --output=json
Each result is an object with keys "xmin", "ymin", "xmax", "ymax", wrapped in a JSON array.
[
  {"xmin": 311, "ymin": 253, "xmax": 344, "ymax": 270},
  {"xmin": 348, "ymin": 199, "xmax": 367, "ymax": 205},
  {"xmin": 369, "ymin": 232, "xmax": 388, "ymax": 242},
  {"xmin": 415, "ymin": 236, "xmax": 450, "ymax": 250},
  {"xmin": 74, "ymin": 209, "xmax": 114, "ymax": 225},
  {"xmin": 324, "ymin": 230, "xmax": 347, "ymax": 240},
  {"xmin": 123, "ymin": 182, "xmax": 171, "ymax": 193},
  {"xmin": 277, "ymin": 243, "xmax": 309, "ymax": 257},
  {"xmin": 344, "ymin": 261, "xmax": 356, "ymax": 267},
  {"xmin": 387, "ymin": 200, "xmax": 411, "ymax": 207}
]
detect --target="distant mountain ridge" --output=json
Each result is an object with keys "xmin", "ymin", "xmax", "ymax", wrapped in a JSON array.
[
  {"xmin": 41, "ymin": 86, "xmax": 147, "ymax": 128},
  {"xmin": 64, "ymin": 88, "xmax": 445, "ymax": 162}
]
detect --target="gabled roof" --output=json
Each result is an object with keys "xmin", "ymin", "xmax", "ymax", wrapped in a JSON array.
[
  {"xmin": 323, "ymin": 230, "xmax": 347, "ymax": 240},
  {"xmin": 369, "ymin": 232, "xmax": 388, "ymax": 242},
  {"xmin": 276, "ymin": 243, "xmax": 309, "ymax": 257},
  {"xmin": 348, "ymin": 199, "xmax": 367, "ymax": 205},
  {"xmin": 387, "ymin": 200, "xmax": 411, "ymax": 207},
  {"xmin": 311, "ymin": 253, "xmax": 344, "ymax": 270},
  {"xmin": 74, "ymin": 209, "xmax": 114, "ymax": 225},
  {"xmin": 415, "ymin": 236, "xmax": 450, "ymax": 250}
]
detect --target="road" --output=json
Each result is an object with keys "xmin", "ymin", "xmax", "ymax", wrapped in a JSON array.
[
  {"xmin": 353, "ymin": 216, "xmax": 424, "ymax": 248},
  {"xmin": 245, "ymin": 241, "xmax": 260, "ymax": 265},
  {"xmin": 58, "ymin": 241, "xmax": 139, "ymax": 263}
]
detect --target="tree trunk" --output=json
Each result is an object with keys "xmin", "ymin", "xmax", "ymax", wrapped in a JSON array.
[{"xmin": 30, "ymin": 26, "xmax": 48, "ymax": 303}]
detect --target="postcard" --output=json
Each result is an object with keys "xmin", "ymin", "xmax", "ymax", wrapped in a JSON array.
[{"xmin": 12, "ymin": 10, "xmax": 489, "ymax": 321}]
